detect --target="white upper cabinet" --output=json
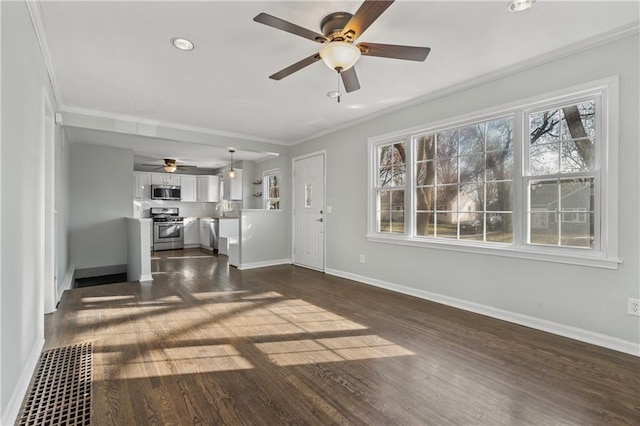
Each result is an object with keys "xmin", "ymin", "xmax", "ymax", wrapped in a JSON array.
[
  {"xmin": 223, "ymin": 169, "xmax": 243, "ymax": 200},
  {"xmin": 197, "ymin": 176, "xmax": 220, "ymax": 202},
  {"xmin": 180, "ymin": 175, "xmax": 197, "ymax": 202},
  {"xmin": 151, "ymin": 173, "xmax": 180, "ymax": 186},
  {"xmin": 133, "ymin": 172, "xmax": 151, "ymax": 200}
]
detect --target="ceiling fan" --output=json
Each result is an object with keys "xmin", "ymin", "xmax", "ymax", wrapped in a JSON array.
[
  {"xmin": 253, "ymin": 0, "xmax": 430, "ymax": 95},
  {"xmin": 143, "ymin": 159, "xmax": 196, "ymax": 174}
]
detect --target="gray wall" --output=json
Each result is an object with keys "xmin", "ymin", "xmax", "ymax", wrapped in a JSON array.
[
  {"xmin": 0, "ymin": 1, "xmax": 69, "ymax": 422},
  {"xmin": 291, "ymin": 34, "xmax": 640, "ymax": 346},
  {"xmin": 69, "ymin": 143, "xmax": 133, "ymax": 272}
]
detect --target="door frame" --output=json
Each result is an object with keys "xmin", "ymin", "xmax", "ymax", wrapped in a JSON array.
[
  {"xmin": 291, "ymin": 150, "xmax": 327, "ymax": 272},
  {"xmin": 42, "ymin": 88, "xmax": 56, "ymax": 313}
]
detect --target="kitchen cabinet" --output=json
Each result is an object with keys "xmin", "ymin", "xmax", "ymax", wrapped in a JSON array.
[
  {"xmin": 197, "ymin": 176, "xmax": 220, "ymax": 202},
  {"xmin": 199, "ymin": 218, "xmax": 212, "ymax": 250},
  {"xmin": 183, "ymin": 217, "xmax": 199, "ymax": 247},
  {"xmin": 180, "ymin": 175, "xmax": 197, "ymax": 202},
  {"xmin": 133, "ymin": 172, "xmax": 151, "ymax": 200},
  {"xmin": 151, "ymin": 173, "xmax": 180, "ymax": 186},
  {"xmin": 223, "ymin": 169, "xmax": 243, "ymax": 200}
]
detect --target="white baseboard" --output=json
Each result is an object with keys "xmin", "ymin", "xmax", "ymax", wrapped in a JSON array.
[
  {"xmin": 1, "ymin": 338, "xmax": 44, "ymax": 425},
  {"xmin": 237, "ymin": 258, "xmax": 292, "ymax": 271},
  {"xmin": 325, "ymin": 268, "xmax": 639, "ymax": 357},
  {"xmin": 139, "ymin": 274, "xmax": 153, "ymax": 282}
]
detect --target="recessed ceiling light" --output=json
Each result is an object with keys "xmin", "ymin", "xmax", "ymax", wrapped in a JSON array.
[
  {"xmin": 171, "ymin": 37, "xmax": 194, "ymax": 51},
  {"xmin": 508, "ymin": 0, "xmax": 537, "ymax": 12}
]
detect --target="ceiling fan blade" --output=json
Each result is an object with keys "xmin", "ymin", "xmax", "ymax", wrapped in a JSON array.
[
  {"xmin": 358, "ymin": 42, "xmax": 430, "ymax": 61},
  {"xmin": 341, "ymin": 67, "xmax": 361, "ymax": 93},
  {"xmin": 269, "ymin": 53, "xmax": 321, "ymax": 80},
  {"xmin": 254, "ymin": 13, "xmax": 327, "ymax": 43},
  {"xmin": 341, "ymin": 0, "xmax": 394, "ymax": 40}
]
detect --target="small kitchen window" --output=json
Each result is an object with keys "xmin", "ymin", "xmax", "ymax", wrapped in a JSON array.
[{"xmin": 263, "ymin": 169, "xmax": 280, "ymax": 210}]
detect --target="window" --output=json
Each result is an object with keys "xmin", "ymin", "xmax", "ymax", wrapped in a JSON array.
[
  {"xmin": 375, "ymin": 142, "xmax": 406, "ymax": 233},
  {"xmin": 263, "ymin": 169, "xmax": 280, "ymax": 210},
  {"xmin": 367, "ymin": 78, "xmax": 618, "ymax": 268},
  {"xmin": 413, "ymin": 117, "xmax": 514, "ymax": 243}
]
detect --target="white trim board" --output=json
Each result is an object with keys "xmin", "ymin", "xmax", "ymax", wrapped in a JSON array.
[
  {"xmin": 0, "ymin": 338, "xmax": 44, "ymax": 426},
  {"xmin": 325, "ymin": 268, "xmax": 640, "ymax": 357},
  {"xmin": 236, "ymin": 259, "xmax": 291, "ymax": 271}
]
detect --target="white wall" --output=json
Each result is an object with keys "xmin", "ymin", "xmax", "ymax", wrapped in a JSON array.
[
  {"xmin": 69, "ymin": 143, "xmax": 132, "ymax": 273},
  {"xmin": 290, "ymin": 34, "xmax": 640, "ymax": 349},
  {"xmin": 0, "ymin": 1, "xmax": 67, "ymax": 422},
  {"xmin": 239, "ymin": 210, "xmax": 290, "ymax": 268}
]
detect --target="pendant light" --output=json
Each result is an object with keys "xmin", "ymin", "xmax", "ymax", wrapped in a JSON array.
[{"xmin": 227, "ymin": 149, "xmax": 237, "ymax": 179}]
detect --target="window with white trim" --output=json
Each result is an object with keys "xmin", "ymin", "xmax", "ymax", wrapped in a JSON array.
[
  {"xmin": 263, "ymin": 169, "xmax": 280, "ymax": 210},
  {"xmin": 367, "ymin": 79, "xmax": 618, "ymax": 268}
]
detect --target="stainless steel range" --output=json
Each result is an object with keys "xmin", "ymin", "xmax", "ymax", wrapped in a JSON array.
[{"xmin": 151, "ymin": 207, "xmax": 184, "ymax": 251}]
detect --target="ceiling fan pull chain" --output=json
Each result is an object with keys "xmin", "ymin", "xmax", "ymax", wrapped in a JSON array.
[{"xmin": 337, "ymin": 69, "xmax": 341, "ymax": 103}]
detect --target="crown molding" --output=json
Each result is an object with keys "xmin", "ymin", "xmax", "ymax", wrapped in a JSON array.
[
  {"xmin": 59, "ymin": 105, "xmax": 288, "ymax": 146},
  {"xmin": 26, "ymin": 0, "xmax": 62, "ymax": 109},
  {"xmin": 293, "ymin": 21, "xmax": 640, "ymax": 145}
]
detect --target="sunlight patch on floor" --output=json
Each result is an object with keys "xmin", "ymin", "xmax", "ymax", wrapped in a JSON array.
[{"xmin": 256, "ymin": 335, "xmax": 414, "ymax": 366}]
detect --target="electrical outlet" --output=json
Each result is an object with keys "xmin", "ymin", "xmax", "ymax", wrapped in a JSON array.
[
  {"xmin": 628, "ymin": 298, "xmax": 640, "ymax": 316},
  {"xmin": 359, "ymin": 254, "xmax": 365, "ymax": 264}
]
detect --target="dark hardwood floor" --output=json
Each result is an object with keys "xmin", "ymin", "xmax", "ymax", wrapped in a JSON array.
[{"xmin": 44, "ymin": 249, "xmax": 639, "ymax": 425}]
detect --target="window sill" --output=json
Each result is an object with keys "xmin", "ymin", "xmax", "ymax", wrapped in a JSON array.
[{"xmin": 365, "ymin": 234, "xmax": 621, "ymax": 270}]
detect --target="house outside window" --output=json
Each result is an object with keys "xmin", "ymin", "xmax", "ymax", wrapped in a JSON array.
[
  {"xmin": 367, "ymin": 78, "xmax": 619, "ymax": 269},
  {"xmin": 263, "ymin": 169, "xmax": 280, "ymax": 210}
]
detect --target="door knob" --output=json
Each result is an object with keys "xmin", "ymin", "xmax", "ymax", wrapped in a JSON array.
[{"xmin": 316, "ymin": 218, "xmax": 324, "ymax": 222}]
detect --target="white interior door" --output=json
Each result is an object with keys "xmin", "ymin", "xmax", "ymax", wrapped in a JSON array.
[{"xmin": 293, "ymin": 153, "xmax": 325, "ymax": 271}]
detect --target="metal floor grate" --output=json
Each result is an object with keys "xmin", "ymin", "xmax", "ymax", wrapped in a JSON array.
[{"xmin": 18, "ymin": 342, "xmax": 92, "ymax": 426}]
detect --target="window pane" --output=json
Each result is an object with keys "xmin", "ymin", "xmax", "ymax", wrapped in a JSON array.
[
  {"xmin": 559, "ymin": 178, "xmax": 594, "ymax": 248},
  {"xmin": 379, "ymin": 145, "xmax": 392, "ymax": 168},
  {"xmin": 436, "ymin": 130, "xmax": 457, "ymax": 157},
  {"xmin": 530, "ymin": 143, "xmax": 560, "ymax": 175},
  {"xmin": 437, "ymin": 156, "xmax": 458, "ymax": 184},
  {"xmin": 435, "ymin": 215, "xmax": 457, "ymax": 238},
  {"xmin": 530, "ymin": 214, "xmax": 559, "ymax": 245},
  {"xmin": 416, "ymin": 187, "xmax": 434, "ymax": 210},
  {"xmin": 459, "ymin": 213, "xmax": 483, "ymax": 241},
  {"xmin": 378, "ymin": 190, "xmax": 391, "ymax": 210},
  {"xmin": 459, "ymin": 154, "xmax": 484, "ymax": 183},
  {"xmin": 391, "ymin": 190, "xmax": 404, "ymax": 211},
  {"xmin": 560, "ymin": 213, "xmax": 593, "ymax": 248},
  {"xmin": 486, "ymin": 213, "xmax": 513, "ymax": 243},
  {"xmin": 487, "ymin": 117, "xmax": 513, "ymax": 152},
  {"xmin": 561, "ymin": 139, "xmax": 594, "ymax": 172},
  {"xmin": 530, "ymin": 180, "xmax": 558, "ymax": 210},
  {"xmin": 416, "ymin": 212, "xmax": 434, "ymax": 237},
  {"xmin": 530, "ymin": 109, "xmax": 561, "ymax": 145},
  {"xmin": 459, "ymin": 183, "xmax": 483, "ymax": 212},
  {"xmin": 486, "ymin": 150, "xmax": 513, "ymax": 180},
  {"xmin": 378, "ymin": 211, "xmax": 391, "ymax": 233},
  {"xmin": 486, "ymin": 181, "xmax": 512, "ymax": 212},
  {"xmin": 391, "ymin": 212, "xmax": 405, "ymax": 233},
  {"xmin": 416, "ymin": 135, "xmax": 436, "ymax": 161},
  {"xmin": 436, "ymin": 185, "xmax": 458, "ymax": 211},
  {"xmin": 393, "ymin": 143, "xmax": 406, "ymax": 186},
  {"xmin": 460, "ymin": 124, "xmax": 484, "ymax": 154},
  {"xmin": 416, "ymin": 160, "xmax": 435, "ymax": 186}
]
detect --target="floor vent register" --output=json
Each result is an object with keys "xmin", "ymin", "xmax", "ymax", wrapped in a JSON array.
[{"xmin": 17, "ymin": 342, "xmax": 92, "ymax": 425}]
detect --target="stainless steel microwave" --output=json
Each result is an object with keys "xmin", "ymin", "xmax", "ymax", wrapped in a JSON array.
[{"xmin": 151, "ymin": 185, "xmax": 181, "ymax": 200}]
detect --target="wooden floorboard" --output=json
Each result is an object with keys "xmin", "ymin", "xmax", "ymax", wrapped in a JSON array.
[{"xmin": 43, "ymin": 249, "xmax": 640, "ymax": 425}]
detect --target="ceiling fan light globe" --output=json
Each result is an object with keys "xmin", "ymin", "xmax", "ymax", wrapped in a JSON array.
[
  {"xmin": 319, "ymin": 41, "xmax": 361, "ymax": 72},
  {"xmin": 164, "ymin": 164, "xmax": 177, "ymax": 173}
]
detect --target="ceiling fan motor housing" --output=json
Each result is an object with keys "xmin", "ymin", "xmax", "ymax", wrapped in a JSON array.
[{"xmin": 320, "ymin": 12, "xmax": 353, "ymax": 39}]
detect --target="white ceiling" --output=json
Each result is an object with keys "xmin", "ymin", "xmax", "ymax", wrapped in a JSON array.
[{"xmin": 36, "ymin": 1, "xmax": 639, "ymax": 166}]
